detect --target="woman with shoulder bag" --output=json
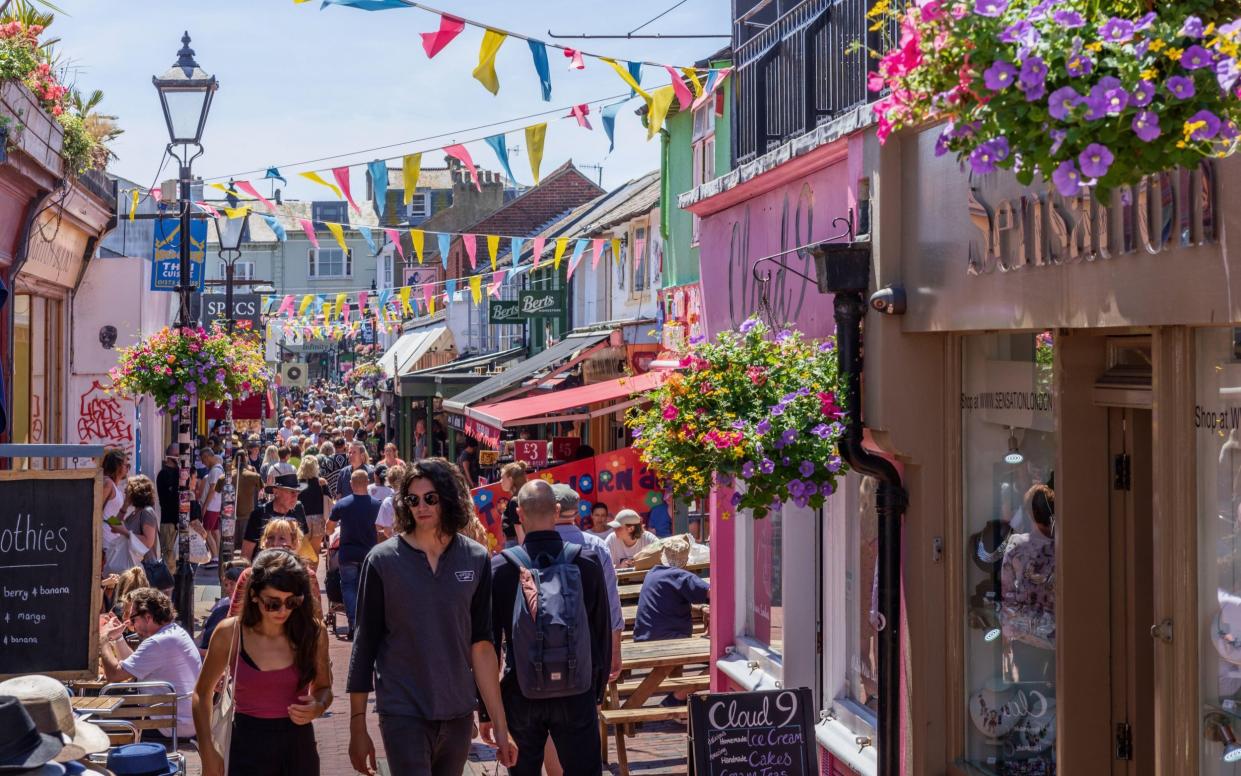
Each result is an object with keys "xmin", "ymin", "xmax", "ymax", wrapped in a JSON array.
[{"xmin": 109, "ymin": 475, "xmax": 173, "ymax": 591}]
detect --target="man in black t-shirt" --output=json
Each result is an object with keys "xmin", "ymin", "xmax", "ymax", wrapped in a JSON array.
[
  {"xmin": 456, "ymin": 440, "xmax": 479, "ymax": 485},
  {"xmin": 154, "ymin": 443, "xmax": 181, "ymax": 569},
  {"xmin": 241, "ymin": 473, "xmax": 308, "ymax": 560}
]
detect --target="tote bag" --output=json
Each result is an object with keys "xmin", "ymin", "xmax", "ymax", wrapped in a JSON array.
[{"xmin": 210, "ymin": 625, "xmax": 241, "ymax": 770}]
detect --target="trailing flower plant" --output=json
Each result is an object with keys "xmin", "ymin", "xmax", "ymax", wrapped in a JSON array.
[
  {"xmin": 627, "ymin": 317, "xmax": 848, "ymax": 518},
  {"xmin": 110, "ymin": 325, "xmax": 270, "ymax": 413},
  {"xmin": 869, "ymin": 0, "xmax": 1241, "ymax": 199}
]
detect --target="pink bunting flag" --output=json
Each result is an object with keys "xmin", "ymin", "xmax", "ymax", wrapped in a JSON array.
[
  {"xmin": 443, "ymin": 144, "xmax": 481, "ymax": 192},
  {"xmin": 531, "ymin": 236, "xmax": 547, "ymax": 268},
  {"xmin": 149, "ymin": 188, "xmax": 162, "ymax": 203},
  {"xmin": 563, "ymin": 48, "xmax": 585, "ymax": 70},
  {"xmin": 665, "ymin": 65, "xmax": 694, "ymax": 109},
  {"xmin": 566, "ymin": 104, "xmax": 592, "ymax": 130},
  {"xmin": 331, "ymin": 166, "xmax": 362, "ymax": 214},
  {"xmin": 358, "ymin": 291, "xmax": 369, "ymax": 314},
  {"xmin": 692, "ymin": 67, "xmax": 734, "ymax": 110},
  {"xmin": 591, "ymin": 238, "xmax": 604, "ymax": 269},
  {"xmin": 423, "ymin": 283, "xmax": 435, "ymax": 308},
  {"xmin": 196, "ymin": 202, "xmax": 221, "ymax": 218},
  {"xmin": 421, "ymin": 13, "xmax": 465, "ymax": 58},
  {"xmin": 234, "ymin": 180, "xmax": 278, "ymax": 213},
  {"xmin": 385, "ymin": 228, "xmax": 404, "ymax": 260},
  {"xmin": 489, "ymin": 271, "xmax": 505, "ymax": 298},
  {"xmin": 298, "ymin": 218, "xmax": 319, "ymax": 249},
  {"xmin": 463, "ymin": 233, "xmax": 478, "ymax": 269},
  {"xmin": 276, "ymin": 295, "xmax": 296, "ymax": 317}
]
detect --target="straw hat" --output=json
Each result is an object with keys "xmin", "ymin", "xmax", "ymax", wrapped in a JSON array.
[
  {"xmin": 660, "ymin": 537, "xmax": 691, "ymax": 569},
  {"xmin": 0, "ymin": 677, "xmax": 109, "ymax": 763}
]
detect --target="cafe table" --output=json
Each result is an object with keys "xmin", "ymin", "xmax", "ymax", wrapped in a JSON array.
[
  {"xmin": 71, "ymin": 695, "xmax": 124, "ymax": 716},
  {"xmin": 614, "ymin": 635, "xmax": 711, "ymax": 711}
]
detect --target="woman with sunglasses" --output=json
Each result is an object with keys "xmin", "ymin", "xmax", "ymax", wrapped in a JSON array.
[
  {"xmin": 228, "ymin": 519, "xmax": 322, "ymax": 620},
  {"xmin": 194, "ymin": 549, "xmax": 332, "ymax": 776}
]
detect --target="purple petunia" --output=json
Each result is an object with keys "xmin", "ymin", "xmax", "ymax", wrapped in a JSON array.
[
  {"xmin": 1167, "ymin": 76, "xmax": 1196, "ymax": 100},
  {"xmin": 1052, "ymin": 160, "xmax": 1084, "ymax": 197},
  {"xmin": 780, "ymin": 429, "xmax": 798, "ymax": 447},
  {"xmin": 818, "ymin": 341, "xmax": 835, "ymax": 353},
  {"xmin": 1049, "ymin": 129, "xmax": 1067, "ymax": 155},
  {"xmin": 1135, "ymin": 11, "xmax": 1156, "ymax": 31},
  {"xmin": 1182, "ymin": 45, "xmax": 1213, "ymax": 70},
  {"xmin": 1098, "ymin": 17, "xmax": 1134, "ymax": 43},
  {"xmin": 811, "ymin": 423, "xmax": 832, "ymax": 439},
  {"xmin": 1079, "ymin": 143, "xmax": 1114, "ymax": 178},
  {"xmin": 756, "ymin": 418, "xmax": 771, "ymax": 436},
  {"xmin": 1132, "ymin": 111, "xmax": 1161, "ymax": 142},
  {"xmin": 1066, "ymin": 53, "xmax": 1093, "ymax": 78},
  {"xmin": 1018, "ymin": 57, "xmax": 1048, "ymax": 100},
  {"xmin": 1129, "ymin": 80, "xmax": 1155, "ymax": 107},
  {"xmin": 1189, "ymin": 109, "xmax": 1222, "ymax": 140},
  {"xmin": 741, "ymin": 461, "xmax": 756, "ymax": 479},
  {"xmin": 739, "ymin": 317, "xmax": 759, "ymax": 333},
  {"xmin": 770, "ymin": 403, "xmax": 786, "ymax": 417},
  {"xmin": 1102, "ymin": 86, "xmax": 1129, "ymax": 115},
  {"xmin": 760, "ymin": 458, "xmax": 775, "ymax": 474},
  {"xmin": 973, "ymin": 0, "xmax": 1007, "ymax": 17},
  {"xmin": 1181, "ymin": 15, "xmax": 1204, "ymax": 38},
  {"xmin": 787, "ymin": 479, "xmax": 805, "ymax": 498},
  {"xmin": 984, "ymin": 60, "xmax": 1018, "ymax": 91},
  {"xmin": 1048, "ymin": 86, "xmax": 1081, "ymax": 120},
  {"xmin": 799, "ymin": 460, "xmax": 815, "ymax": 478},
  {"xmin": 1218, "ymin": 58, "xmax": 1241, "ymax": 93},
  {"xmin": 825, "ymin": 456, "xmax": 842, "ymax": 474},
  {"xmin": 731, "ymin": 491, "xmax": 743, "ymax": 507},
  {"xmin": 1051, "ymin": 10, "xmax": 1084, "ymax": 28},
  {"xmin": 1083, "ymin": 87, "xmax": 1110, "ymax": 121}
]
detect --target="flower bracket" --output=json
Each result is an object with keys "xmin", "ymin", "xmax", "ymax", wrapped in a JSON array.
[{"xmin": 752, "ymin": 211, "xmax": 854, "ymax": 326}]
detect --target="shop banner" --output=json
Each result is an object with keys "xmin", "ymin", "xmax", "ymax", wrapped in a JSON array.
[
  {"xmin": 471, "ymin": 446, "xmax": 664, "ymax": 544},
  {"xmin": 518, "ymin": 288, "xmax": 565, "ymax": 317},
  {"xmin": 489, "ymin": 299, "xmax": 523, "ymax": 324},
  {"xmin": 150, "ymin": 218, "xmax": 206, "ymax": 292},
  {"xmin": 198, "ymin": 294, "xmax": 262, "ymax": 330}
]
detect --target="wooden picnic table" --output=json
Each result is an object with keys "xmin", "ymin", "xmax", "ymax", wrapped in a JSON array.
[
  {"xmin": 71, "ymin": 695, "xmax": 124, "ymax": 715},
  {"xmin": 614, "ymin": 560, "xmax": 708, "ymax": 585},
  {"xmin": 621, "ymin": 603, "xmax": 706, "ymax": 626},
  {"xmin": 618, "ymin": 578, "xmax": 709, "ymax": 603},
  {"xmin": 613, "ymin": 635, "xmax": 711, "ymax": 711}
]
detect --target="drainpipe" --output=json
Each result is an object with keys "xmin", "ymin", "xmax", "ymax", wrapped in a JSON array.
[{"xmin": 818, "ymin": 242, "xmax": 907, "ymax": 776}]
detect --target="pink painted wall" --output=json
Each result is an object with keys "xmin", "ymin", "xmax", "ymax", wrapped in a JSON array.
[
  {"xmin": 695, "ymin": 155, "xmax": 854, "ymax": 340},
  {"xmin": 708, "ymin": 482, "xmax": 736, "ymax": 692}
]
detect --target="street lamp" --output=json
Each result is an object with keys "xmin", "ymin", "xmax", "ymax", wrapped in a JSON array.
[
  {"xmin": 154, "ymin": 31, "xmax": 217, "ymax": 632},
  {"xmin": 211, "ymin": 209, "xmax": 249, "ymax": 575},
  {"xmin": 213, "ymin": 208, "xmax": 250, "ymax": 333}
]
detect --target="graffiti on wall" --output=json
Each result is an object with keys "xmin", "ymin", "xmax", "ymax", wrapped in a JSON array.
[{"xmin": 73, "ymin": 379, "xmax": 135, "ymax": 464}]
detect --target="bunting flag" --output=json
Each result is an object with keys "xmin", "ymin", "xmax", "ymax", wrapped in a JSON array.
[
  {"xmin": 223, "ymin": 206, "xmax": 250, "ymax": 219},
  {"xmin": 421, "ymin": 13, "xmax": 465, "ymax": 58},
  {"xmin": 398, "ymin": 286, "xmax": 412, "ymax": 314},
  {"xmin": 486, "ymin": 234, "xmax": 500, "ymax": 270},
  {"xmin": 647, "ymin": 86, "xmax": 676, "ymax": 140},
  {"xmin": 195, "ymin": 202, "xmax": 221, "ymax": 218},
  {"xmin": 368, "ymin": 160, "xmax": 388, "ymax": 216},
  {"xmin": 262, "ymin": 215, "xmax": 287, "ymax": 242},
  {"xmin": 276, "ymin": 295, "xmax": 297, "ymax": 317},
  {"xmin": 566, "ymin": 238, "xmax": 587, "ymax": 280},
  {"xmin": 528, "ymin": 40, "xmax": 551, "ymax": 101},
  {"xmin": 332, "ymin": 166, "xmax": 362, "ymax": 214},
  {"xmin": 300, "ymin": 171, "xmax": 342, "ymax": 199},
  {"xmin": 463, "ymin": 233, "xmax": 478, "ymax": 269},
  {"xmin": 445, "ymin": 278, "xmax": 457, "ymax": 302},
  {"xmin": 489, "ymin": 271, "xmax": 505, "ymax": 297},
  {"xmin": 483, "ymin": 134, "xmax": 516, "ymax": 185},
  {"xmin": 591, "ymin": 237, "xmax": 604, "ymax": 269},
  {"xmin": 129, "ymin": 189, "xmax": 139, "ymax": 221},
  {"xmin": 627, "ymin": 61, "xmax": 643, "ymax": 93},
  {"xmin": 472, "ymin": 30, "xmax": 506, "ymax": 95},
  {"xmin": 602, "ymin": 58, "xmax": 650, "ymax": 101},
  {"xmin": 356, "ymin": 225, "xmax": 377, "ymax": 254},
  {"xmin": 411, "ymin": 229, "xmax": 425, "ymax": 263},
  {"xmin": 321, "ymin": 0, "xmax": 408, "ymax": 9},
  {"xmin": 683, "ymin": 66, "xmax": 704, "ymax": 96},
  {"xmin": 234, "ymin": 180, "xmax": 278, "ymax": 213},
  {"xmin": 511, "ymin": 237, "xmax": 525, "ymax": 267},
  {"xmin": 402, "ymin": 153, "xmax": 422, "ymax": 203},
  {"xmin": 358, "ymin": 290, "xmax": 370, "ymax": 315},
  {"xmin": 335, "ymin": 292, "xmax": 349, "ymax": 321},
  {"xmin": 693, "ymin": 67, "xmax": 733, "ymax": 110},
  {"xmin": 611, "ymin": 238, "xmax": 622, "ymax": 264},
  {"xmin": 525, "ymin": 123, "xmax": 546, "ymax": 184},
  {"xmin": 563, "ymin": 47, "xmax": 585, "ymax": 70},
  {"xmin": 469, "ymin": 275, "xmax": 483, "ymax": 304},
  {"xmin": 299, "ymin": 218, "xmax": 320, "ymax": 248},
  {"xmin": 553, "ymin": 237, "xmax": 569, "ymax": 270},
  {"xmin": 264, "ymin": 166, "xmax": 287, "ymax": 186},
  {"xmin": 436, "ymin": 232, "xmax": 451, "ymax": 269},
  {"xmin": 325, "ymin": 222, "xmax": 349, "ymax": 252},
  {"xmin": 666, "ymin": 65, "xmax": 694, "ymax": 109},
  {"xmin": 567, "ymin": 103, "xmax": 592, "ymax": 130},
  {"xmin": 532, "ymin": 235, "xmax": 547, "ymax": 269},
  {"xmin": 443, "ymin": 144, "xmax": 481, "ymax": 192},
  {"xmin": 601, "ymin": 101, "xmax": 623, "ymax": 153},
  {"xmin": 298, "ymin": 295, "xmax": 315, "ymax": 316},
  {"xmin": 385, "ymin": 227, "xmax": 403, "ymax": 259},
  {"xmin": 208, "ymin": 182, "xmax": 240, "ymax": 199}
]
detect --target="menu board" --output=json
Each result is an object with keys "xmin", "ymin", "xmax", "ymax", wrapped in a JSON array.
[
  {"xmin": 689, "ymin": 688, "xmax": 817, "ymax": 776},
  {"xmin": 0, "ymin": 470, "xmax": 102, "ymax": 680}
]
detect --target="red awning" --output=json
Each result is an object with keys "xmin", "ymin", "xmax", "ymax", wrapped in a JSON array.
[
  {"xmin": 466, "ymin": 371, "xmax": 666, "ymax": 431},
  {"xmin": 203, "ymin": 391, "xmax": 275, "ymax": 421}
]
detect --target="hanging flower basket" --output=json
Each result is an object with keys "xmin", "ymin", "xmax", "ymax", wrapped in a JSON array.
[
  {"xmin": 870, "ymin": 0, "xmax": 1241, "ymax": 199},
  {"xmin": 109, "ymin": 325, "xmax": 270, "ymax": 413},
  {"xmin": 345, "ymin": 361, "xmax": 382, "ymax": 391},
  {"xmin": 626, "ymin": 318, "xmax": 849, "ymax": 518}
]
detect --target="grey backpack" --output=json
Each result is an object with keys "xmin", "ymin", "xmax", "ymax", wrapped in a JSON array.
[{"xmin": 501, "ymin": 544, "xmax": 593, "ymax": 699}]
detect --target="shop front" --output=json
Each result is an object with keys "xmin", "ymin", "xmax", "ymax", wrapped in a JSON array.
[{"xmin": 866, "ymin": 125, "xmax": 1241, "ymax": 775}]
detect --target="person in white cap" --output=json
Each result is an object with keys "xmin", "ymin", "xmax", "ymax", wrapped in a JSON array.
[
  {"xmin": 0, "ymin": 675, "xmax": 109, "ymax": 765},
  {"xmin": 603, "ymin": 509, "xmax": 658, "ymax": 568}
]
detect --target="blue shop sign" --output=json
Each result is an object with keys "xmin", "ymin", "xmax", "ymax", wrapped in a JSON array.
[{"xmin": 151, "ymin": 218, "xmax": 206, "ymax": 292}]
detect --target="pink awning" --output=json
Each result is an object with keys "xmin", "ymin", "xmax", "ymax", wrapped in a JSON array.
[{"xmin": 465, "ymin": 371, "xmax": 666, "ymax": 431}]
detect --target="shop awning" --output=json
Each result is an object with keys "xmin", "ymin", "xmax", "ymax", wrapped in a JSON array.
[
  {"xmin": 203, "ymin": 391, "xmax": 274, "ymax": 421},
  {"xmin": 377, "ymin": 325, "xmax": 452, "ymax": 378},
  {"xmin": 465, "ymin": 370, "xmax": 667, "ymax": 430},
  {"xmin": 443, "ymin": 330, "xmax": 613, "ymax": 411}
]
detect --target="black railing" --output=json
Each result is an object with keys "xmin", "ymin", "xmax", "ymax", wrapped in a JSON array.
[{"xmin": 734, "ymin": 0, "xmax": 893, "ymax": 165}]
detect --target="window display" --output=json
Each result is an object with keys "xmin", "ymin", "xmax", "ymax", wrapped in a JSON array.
[{"xmin": 961, "ymin": 332, "xmax": 1057, "ymax": 776}]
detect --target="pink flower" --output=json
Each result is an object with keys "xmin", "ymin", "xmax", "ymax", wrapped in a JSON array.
[
  {"xmin": 747, "ymin": 366, "xmax": 768, "ymax": 385},
  {"xmin": 818, "ymin": 391, "xmax": 843, "ymax": 419},
  {"xmin": 662, "ymin": 404, "xmax": 679, "ymax": 421}
]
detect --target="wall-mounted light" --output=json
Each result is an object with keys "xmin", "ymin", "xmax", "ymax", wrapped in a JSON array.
[
  {"xmin": 1004, "ymin": 428, "xmax": 1025, "ymax": 465},
  {"xmin": 1205, "ymin": 713, "xmax": 1241, "ymax": 762}
]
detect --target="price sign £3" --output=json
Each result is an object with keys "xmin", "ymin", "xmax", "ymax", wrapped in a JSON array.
[{"xmin": 513, "ymin": 440, "xmax": 548, "ymax": 467}]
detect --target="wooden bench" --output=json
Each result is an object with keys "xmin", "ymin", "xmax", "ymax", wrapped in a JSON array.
[
  {"xmin": 613, "ymin": 673, "xmax": 709, "ymax": 697},
  {"xmin": 599, "ymin": 705, "xmax": 688, "ymax": 776}
]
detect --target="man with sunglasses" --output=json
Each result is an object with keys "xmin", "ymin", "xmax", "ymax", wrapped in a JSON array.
[{"xmin": 241, "ymin": 473, "xmax": 309, "ymax": 561}]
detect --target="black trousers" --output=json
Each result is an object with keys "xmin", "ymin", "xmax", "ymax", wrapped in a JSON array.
[
  {"xmin": 228, "ymin": 713, "xmax": 319, "ymax": 776},
  {"xmin": 503, "ymin": 685, "xmax": 601, "ymax": 776},
  {"xmin": 377, "ymin": 713, "xmax": 474, "ymax": 776}
]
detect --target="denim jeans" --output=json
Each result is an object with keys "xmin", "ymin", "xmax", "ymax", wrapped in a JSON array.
[{"xmin": 339, "ymin": 561, "xmax": 362, "ymax": 629}]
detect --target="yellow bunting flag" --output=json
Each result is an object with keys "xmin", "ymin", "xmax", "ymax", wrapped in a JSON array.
[
  {"xmin": 469, "ymin": 275, "xmax": 483, "ymax": 304},
  {"xmin": 223, "ymin": 206, "xmax": 250, "ymax": 219},
  {"xmin": 325, "ymin": 222, "xmax": 349, "ymax": 252},
  {"xmin": 410, "ymin": 229, "xmax": 426, "ymax": 264},
  {"xmin": 647, "ymin": 86, "xmax": 676, "ymax": 140},
  {"xmin": 472, "ymin": 30, "xmax": 507, "ymax": 95},
  {"xmin": 402, "ymin": 153, "xmax": 422, "ymax": 204},
  {"xmin": 553, "ymin": 237, "xmax": 569, "ymax": 271},
  {"xmin": 428, "ymin": 294, "xmax": 436, "ymax": 316},
  {"xmin": 300, "ymin": 171, "xmax": 343, "ymax": 199},
  {"xmin": 486, "ymin": 234, "xmax": 500, "ymax": 270},
  {"xmin": 526, "ymin": 123, "xmax": 547, "ymax": 185},
  {"xmin": 611, "ymin": 238, "xmax": 622, "ymax": 264},
  {"xmin": 298, "ymin": 295, "xmax": 314, "ymax": 316},
  {"xmin": 334, "ymin": 293, "xmax": 348, "ymax": 321},
  {"xmin": 601, "ymin": 58, "xmax": 651, "ymax": 101},
  {"xmin": 682, "ymin": 67, "xmax": 704, "ymax": 96},
  {"xmin": 209, "ymin": 182, "xmax": 242, "ymax": 198},
  {"xmin": 398, "ymin": 286, "xmax": 412, "ymax": 314},
  {"xmin": 129, "ymin": 189, "xmax": 139, "ymax": 221},
  {"xmin": 321, "ymin": 303, "xmax": 333, "ymax": 320}
]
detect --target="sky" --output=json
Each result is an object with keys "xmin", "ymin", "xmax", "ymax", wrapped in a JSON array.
[{"xmin": 48, "ymin": 0, "xmax": 730, "ymax": 201}]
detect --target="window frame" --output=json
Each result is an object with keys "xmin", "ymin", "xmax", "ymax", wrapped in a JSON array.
[
  {"xmin": 690, "ymin": 103, "xmax": 716, "ymax": 248},
  {"xmin": 629, "ymin": 221, "xmax": 649, "ymax": 298},
  {"xmin": 407, "ymin": 192, "xmax": 429, "ymax": 219},
  {"xmin": 308, "ymin": 246, "xmax": 353, "ymax": 279}
]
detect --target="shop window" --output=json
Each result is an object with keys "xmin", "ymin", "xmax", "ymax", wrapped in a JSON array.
[
  {"xmin": 746, "ymin": 509, "xmax": 784, "ymax": 653},
  {"xmin": 630, "ymin": 223, "xmax": 648, "ymax": 295},
  {"xmin": 960, "ymin": 332, "xmax": 1057, "ymax": 775}
]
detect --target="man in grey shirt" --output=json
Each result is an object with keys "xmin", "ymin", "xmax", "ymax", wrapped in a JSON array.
[
  {"xmin": 552, "ymin": 484, "xmax": 623, "ymax": 683},
  {"xmin": 347, "ymin": 459, "xmax": 517, "ymax": 774}
]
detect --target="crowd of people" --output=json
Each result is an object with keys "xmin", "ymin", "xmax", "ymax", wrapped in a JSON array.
[{"xmin": 0, "ymin": 380, "xmax": 710, "ymax": 776}]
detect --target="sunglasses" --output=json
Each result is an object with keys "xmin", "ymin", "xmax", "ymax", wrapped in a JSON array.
[
  {"xmin": 257, "ymin": 594, "xmax": 304, "ymax": 612},
  {"xmin": 402, "ymin": 492, "xmax": 440, "ymax": 508}
]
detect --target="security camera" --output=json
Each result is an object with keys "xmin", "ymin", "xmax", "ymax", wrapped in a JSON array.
[{"xmin": 869, "ymin": 286, "xmax": 906, "ymax": 315}]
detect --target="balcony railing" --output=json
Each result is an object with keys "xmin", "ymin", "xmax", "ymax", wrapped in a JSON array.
[{"xmin": 733, "ymin": 0, "xmax": 893, "ymax": 165}]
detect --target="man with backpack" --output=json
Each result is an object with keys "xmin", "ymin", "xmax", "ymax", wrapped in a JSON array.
[{"xmin": 481, "ymin": 479, "xmax": 612, "ymax": 775}]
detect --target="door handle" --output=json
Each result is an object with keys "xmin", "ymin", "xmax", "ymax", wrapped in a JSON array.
[{"xmin": 1150, "ymin": 618, "xmax": 1173, "ymax": 643}]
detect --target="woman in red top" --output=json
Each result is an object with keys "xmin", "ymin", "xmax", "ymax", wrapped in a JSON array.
[{"xmin": 193, "ymin": 549, "xmax": 332, "ymax": 776}]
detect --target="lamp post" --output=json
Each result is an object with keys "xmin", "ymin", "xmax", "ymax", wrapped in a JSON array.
[
  {"xmin": 252, "ymin": 284, "xmax": 277, "ymax": 440},
  {"xmin": 210, "ymin": 209, "xmax": 248, "ymax": 576},
  {"xmin": 154, "ymin": 31, "xmax": 217, "ymax": 632}
]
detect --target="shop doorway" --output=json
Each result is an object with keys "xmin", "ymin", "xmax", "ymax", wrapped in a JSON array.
[{"xmin": 1107, "ymin": 406, "xmax": 1154, "ymax": 775}]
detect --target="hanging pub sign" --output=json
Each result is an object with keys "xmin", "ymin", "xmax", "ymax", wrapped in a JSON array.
[
  {"xmin": 198, "ymin": 294, "xmax": 262, "ymax": 330},
  {"xmin": 518, "ymin": 288, "xmax": 565, "ymax": 318},
  {"xmin": 687, "ymin": 688, "xmax": 817, "ymax": 776},
  {"xmin": 151, "ymin": 217, "xmax": 207, "ymax": 292},
  {"xmin": 489, "ymin": 299, "xmax": 523, "ymax": 324}
]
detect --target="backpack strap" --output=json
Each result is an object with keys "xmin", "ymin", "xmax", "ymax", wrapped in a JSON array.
[
  {"xmin": 557, "ymin": 543, "xmax": 581, "ymax": 565},
  {"xmin": 501, "ymin": 546, "xmax": 534, "ymax": 569}
]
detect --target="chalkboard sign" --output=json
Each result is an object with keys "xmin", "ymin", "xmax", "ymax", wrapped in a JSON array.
[
  {"xmin": 688, "ymin": 688, "xmax": 818, "ymax": 776},
  {"xmin": 0, "ymin": 470, "xmax": 102, "ymax": 680}
]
